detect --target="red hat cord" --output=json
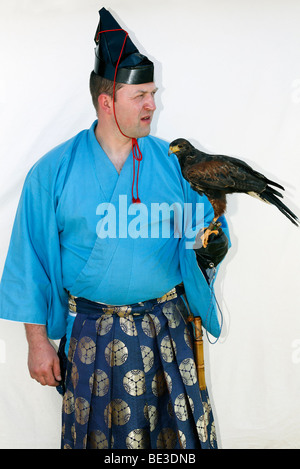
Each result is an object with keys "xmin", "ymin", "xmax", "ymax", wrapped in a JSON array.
[{"xmin": 97, "ymin": 29, "xmax": 143, "ymax": 204}]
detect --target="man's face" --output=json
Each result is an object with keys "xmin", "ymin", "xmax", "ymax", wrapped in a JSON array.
[{"xmin": 113, "ymin": 82, "xmax": 158, "ymax": 139}]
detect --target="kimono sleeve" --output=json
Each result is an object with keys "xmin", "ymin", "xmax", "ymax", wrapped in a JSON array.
[
  {"xmin": 179, "ymin": 180, "xmax": 230, "ymax": 338},
  {"xmin": 0, "ymin": 171, "xmax": 68, "ymax": 339}
]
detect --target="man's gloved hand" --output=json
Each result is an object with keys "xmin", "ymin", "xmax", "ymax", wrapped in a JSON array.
[{"xmin": 194, "ymin": 227, "xmax": 229, "ymax": 270}]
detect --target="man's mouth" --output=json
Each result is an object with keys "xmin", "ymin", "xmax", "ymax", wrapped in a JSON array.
[{"xmin": 141, "ymin": 115, "xmax": 151, "ymax": 123}]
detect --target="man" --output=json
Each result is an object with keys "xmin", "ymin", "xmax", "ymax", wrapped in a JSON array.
[{"xmin": 0, "ymin": 8, "xmax": 229, "ymax": 449}]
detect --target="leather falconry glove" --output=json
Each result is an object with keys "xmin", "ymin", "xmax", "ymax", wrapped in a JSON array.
[{"xmin": 194, "ymin": 227, "xmax": 229, "ymax": 270}]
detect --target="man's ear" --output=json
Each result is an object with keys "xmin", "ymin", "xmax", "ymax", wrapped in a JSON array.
[{"xmin": 97, "ymin": 93, "xmax": 113, "ymax": 114}]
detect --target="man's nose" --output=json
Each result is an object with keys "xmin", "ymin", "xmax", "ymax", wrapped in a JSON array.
[{"xmin": 144, "ymin": 95, "xmax": 156, "ymax": 111}]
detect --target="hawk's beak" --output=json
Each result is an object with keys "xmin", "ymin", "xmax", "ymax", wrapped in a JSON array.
[{"xmin": 168, "ymin": 145, "xmax": 180, "ymax": 156}]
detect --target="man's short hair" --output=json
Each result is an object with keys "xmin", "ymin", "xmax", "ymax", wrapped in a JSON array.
[{"xmin": 89, "ymin": 71, "xmax": 124, "ymax": 112}]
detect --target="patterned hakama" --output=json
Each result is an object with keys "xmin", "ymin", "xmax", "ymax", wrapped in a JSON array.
[{"xmin": 59, "ymin": 286, "xmax": 217, "ymax": 449}]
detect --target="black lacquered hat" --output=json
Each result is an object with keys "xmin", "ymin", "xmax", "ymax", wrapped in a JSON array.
[{"xmin": 94, "ymin": 7, "xmax": 154, "ymax": 84}]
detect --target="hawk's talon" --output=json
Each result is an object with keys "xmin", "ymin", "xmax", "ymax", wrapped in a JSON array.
[{"xmin": 200, "ymin": 227, "xmax": 219, "ymax": 248}]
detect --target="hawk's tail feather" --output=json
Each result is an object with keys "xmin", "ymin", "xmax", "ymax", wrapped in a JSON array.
[
  {"xmin": 265, "ymin": 186, "xmax": 284, "ymax": 199},
  {"xmin": 262, "ymin": 187, "xmax": 299, "ymax": 226},
  {"xmin": 266, "ymin": 178, "xmax": 285, "ymax": 191}
]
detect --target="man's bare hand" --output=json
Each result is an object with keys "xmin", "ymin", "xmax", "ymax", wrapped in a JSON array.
[{"xmin": 25, "ymin": 324, "xmax": 62, "ymax": 387}]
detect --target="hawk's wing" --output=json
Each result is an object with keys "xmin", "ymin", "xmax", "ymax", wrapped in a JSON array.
[{"xmin": 183, "ymin": 156, "xmax": 268, "ymax": 195}]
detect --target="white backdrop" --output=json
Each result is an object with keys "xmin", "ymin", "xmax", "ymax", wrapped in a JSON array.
[{"xmin": 0, "ymin": 0, "xmax": 299, "ymax": 449}]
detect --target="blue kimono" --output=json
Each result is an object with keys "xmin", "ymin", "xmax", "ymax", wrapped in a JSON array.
[
  {"xmin": 0, "ymin": 120, "xmax": 228, "ymax": 342},
  {"xmin": 0, "ymin": 120, "xmax": 230, "ymax": 449}
]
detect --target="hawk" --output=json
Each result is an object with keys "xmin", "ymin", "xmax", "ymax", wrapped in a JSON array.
[{"xmin": 168, "ymin": 138, "xmax": 298, "ymax": 247}]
